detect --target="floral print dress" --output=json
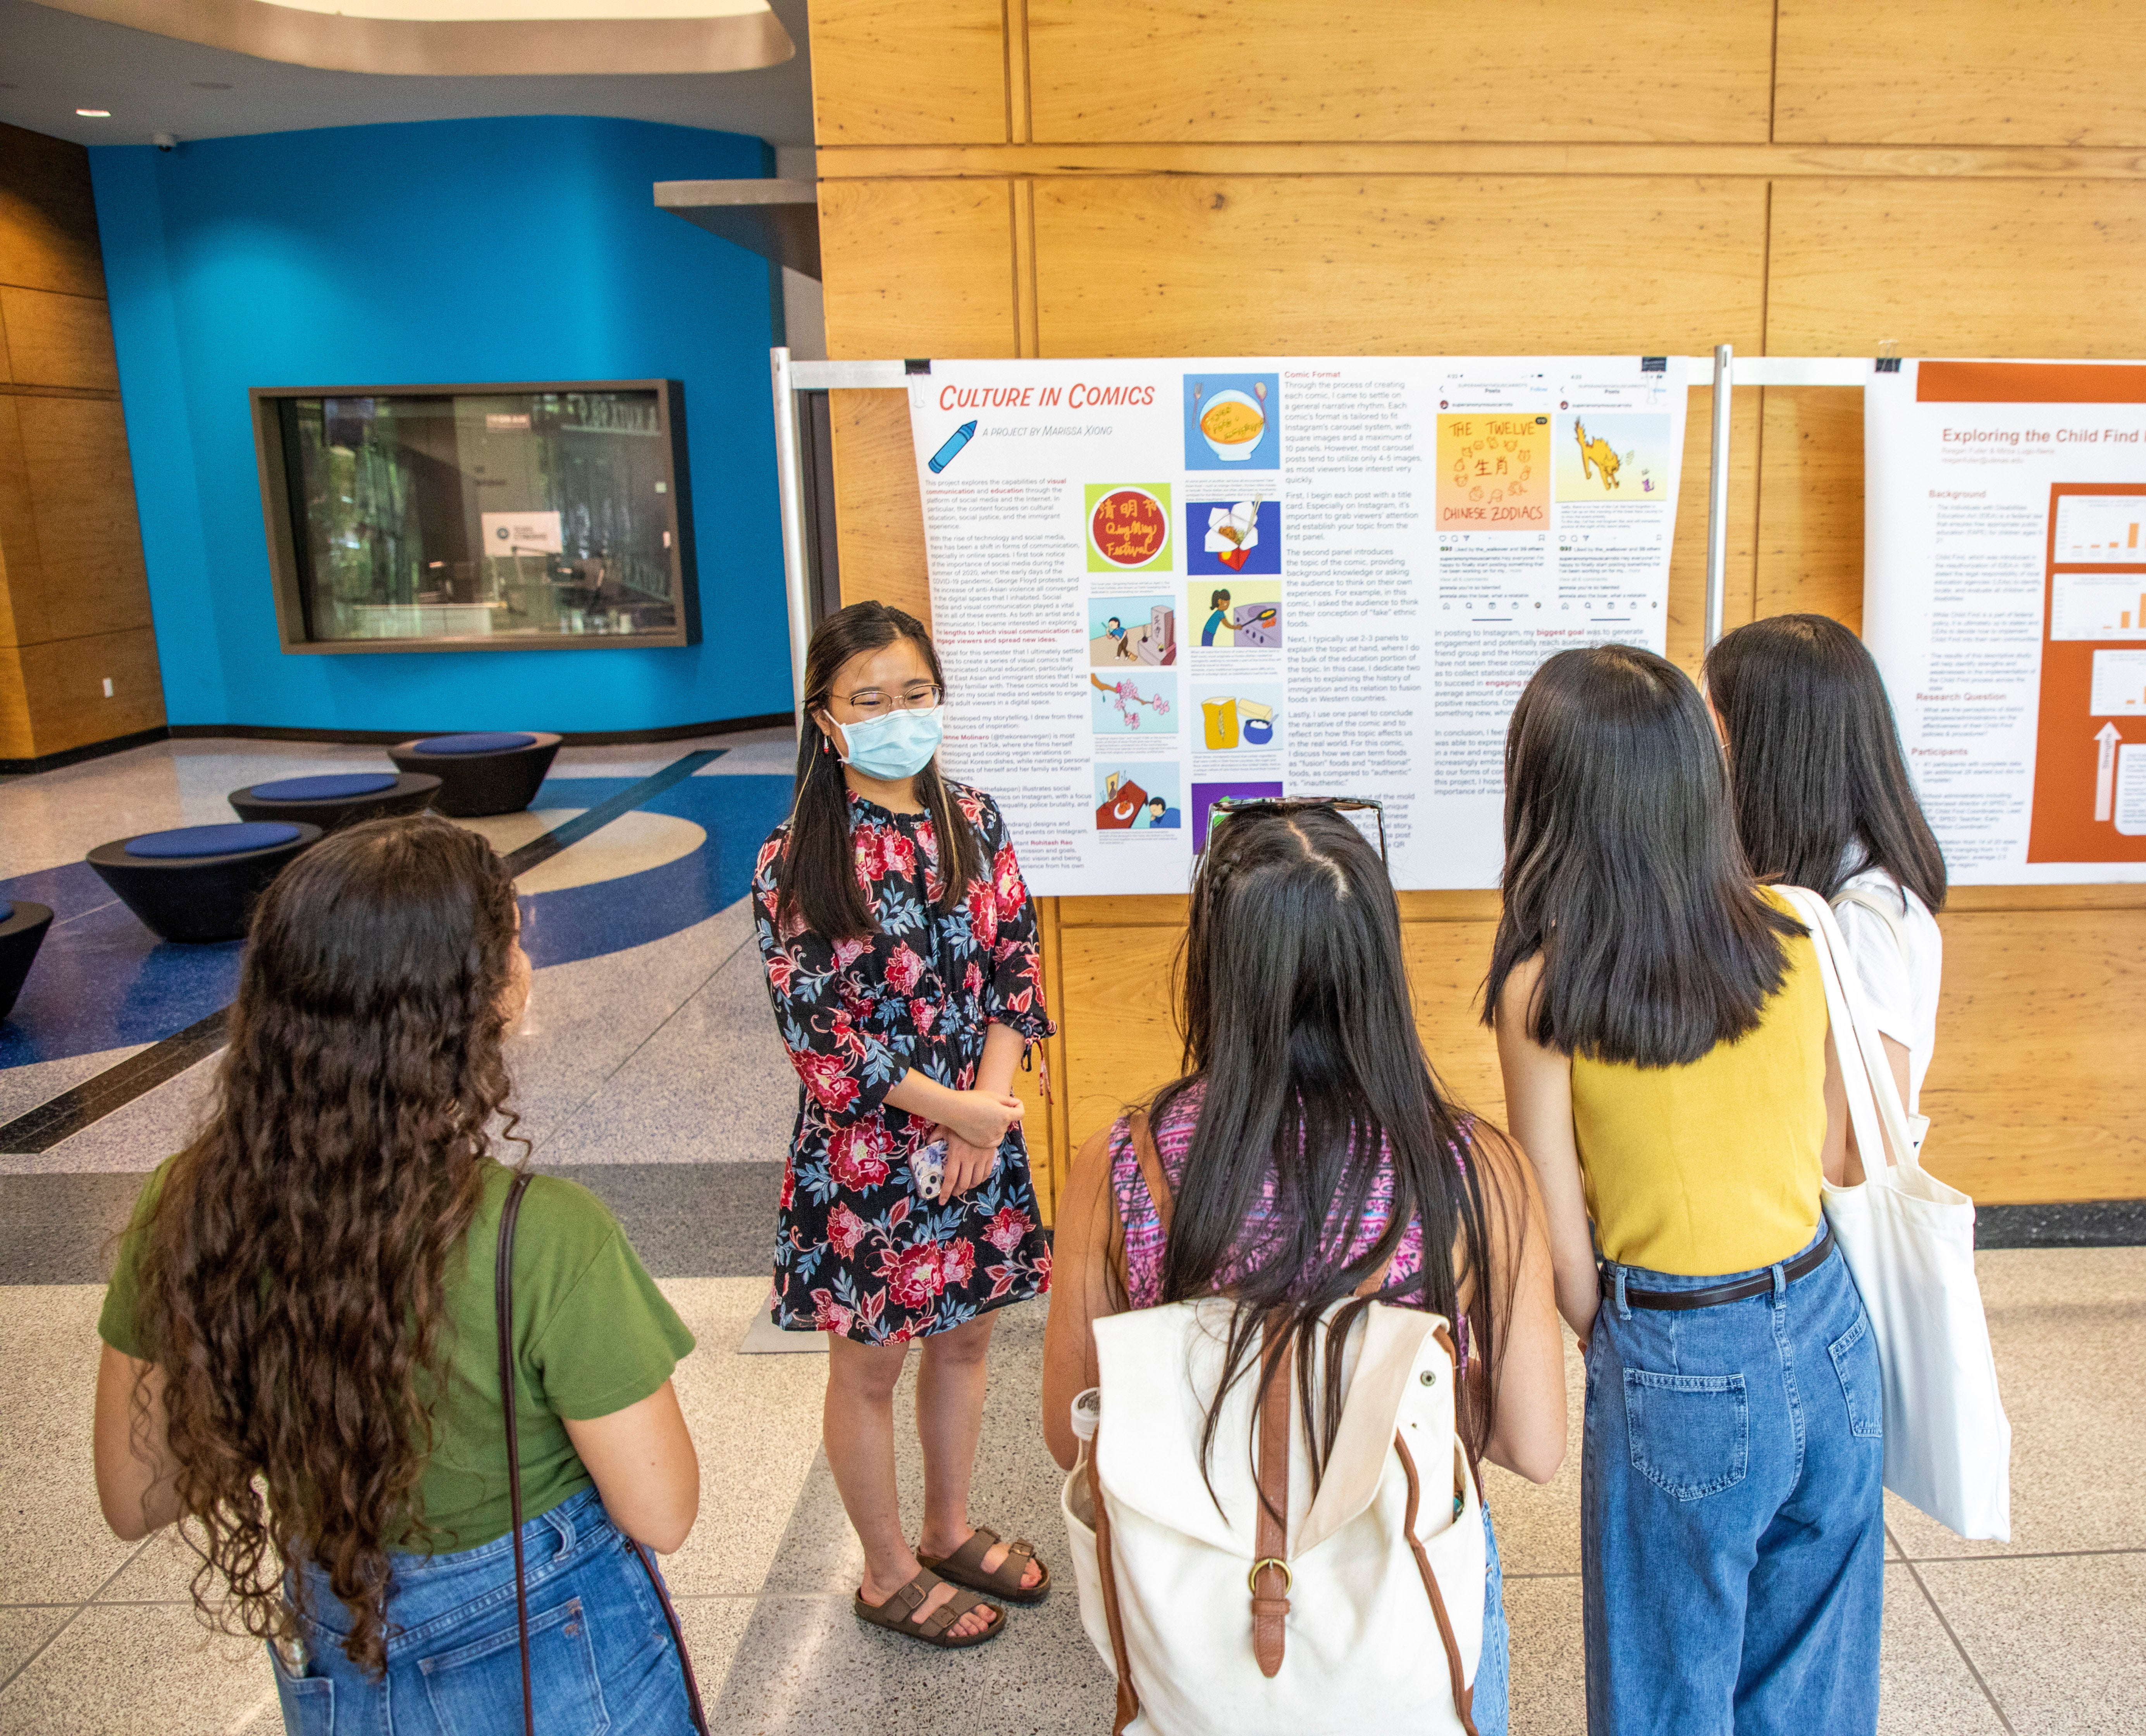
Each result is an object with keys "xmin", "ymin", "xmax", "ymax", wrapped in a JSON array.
[{"xmin": 753, "ymin": 783, "xmax": 1055, "ymax": 1343}]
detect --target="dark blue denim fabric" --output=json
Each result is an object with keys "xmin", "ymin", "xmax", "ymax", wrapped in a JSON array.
[
  {"xmin": 271, "ymin": 1487, "xmax": 695, "ymax": 1734},
  {"xmin": 1582, "ymin": 1232, "xmax": 1884, "ymax": 1735}
]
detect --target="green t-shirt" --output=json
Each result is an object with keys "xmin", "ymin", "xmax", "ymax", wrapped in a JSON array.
[{"xmin": 98, "ymin": 1158, "xmax": 694, "ymax": 1555}]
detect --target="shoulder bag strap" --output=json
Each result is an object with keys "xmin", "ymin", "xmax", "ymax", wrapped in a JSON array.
[
  {"xmin": 495, "ymin": 1173, "xmax": 712, "ymax": 1736},
  {"xmin": 494, "ymin": 1170, "xmax": 536, "ymax": 1736},
  {"xmin": 1394, "ymin": 1431, "xmax": 1479, "ymax": 1736},
  {"xmin": 1250, "ymin": 1316, "xmax": 1294, "ymax": 1680},
  {"xmin": 1833, "ymin": 880, "xmax": 1913, "ymax": 964},
  {"xmin": 1780, "ymin": 887, "xmax": 1918, "ymax": 1175}
]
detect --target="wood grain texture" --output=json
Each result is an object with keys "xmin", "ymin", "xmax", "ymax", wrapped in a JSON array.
[
  {"xmin": 806, "ymin": 0, "xmax": 1007, "ymax": 146},
  {"xmin": 1402, "ymin": 920, "xmax": 1506, "ymax": 1124},
  {"xmin": 829, "ymin": 388, "xmax": 931, "ymax": 621},
  {"xmin": 818, "ymin": 142, "xmax": 2146, "ymax": 180},
  {"xmin": 0, "ymin": 124, "xmax": 107, "ymax": 300},
  {"xmin": 14, "ymin": 395, "xmax": 154, "ymax": 643},
  {"xmin": 1058, "ymin": 921, "xmax": 1181, "ymax": 1152},
  {"xmin": 1922, "ymin": 908, "xmax": 2146, "ymax": 1202},
  {"xmin": 1026, "ymin": 0, "xmax": 1773, "ymax": 145},
  {"xmin": 0, "ymin": 645, "xmax": 30, "ymax": 760},
  {"xmin": 819, "ymin": 177, "xmax": 1020, "ymax": 360},
  {"xmin": 0, "ymin": 287, "xmax": 119, "ymax": 392},
  {"xmin": 1031, "ymin": 176, "xmax": 1770, "ymax": 357},
  {"xmin": 1775, "ymin": 0, "xmax": 2146, "ymax": 149},
  {"xmin": 13, "ymin": 623, "xmax": 165, "ymax": 756},
  {"xmin": 0, "ymin": 398, "xmax": 32, "ymax": 648},
  {"xmin": 1767, "ymin": 179, "xmax": 2146, "ymax": 358},
  {"xmin": 1755, "ymin": 385, "xmax": 1864, "ymax": 629}
]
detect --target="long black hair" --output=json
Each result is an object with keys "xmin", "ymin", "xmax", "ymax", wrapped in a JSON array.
[
  {"xmin": 776, "ymin": 600, "xmax": 982, "ymax": 940},
  {"xmin": 1705, "ymin": 613, "xmax": 1947, "ymax": 911},
  {"xmin": 1482, "ymin": 645, "xmax": 1804, "ymax": 1068},
  {"xmin": 1151, "ymin": 804, "xmax": 1506, "ymax": 1491}
]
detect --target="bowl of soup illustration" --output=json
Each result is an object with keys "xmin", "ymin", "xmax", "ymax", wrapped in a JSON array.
[{"xmin": 1199, "ymin": 390, "xmax": 1267, "ymax": 463}]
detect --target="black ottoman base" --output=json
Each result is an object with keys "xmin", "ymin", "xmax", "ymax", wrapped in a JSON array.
[
  {"xmin": 388, "ymin": 735, "xmax": 561, "ymax": 818},
  {"xmin": 229, "ymin": 773, "xmax": 441, "ymax": 832},
  {"xmin": 87, "ymin": 831, "xmax": 321, "ymax": 944},
  {"xmin": 0, "ymin": 902, "xmax": 54, "ymax": 1020}
]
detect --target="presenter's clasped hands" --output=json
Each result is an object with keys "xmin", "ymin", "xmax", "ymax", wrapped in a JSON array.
[{"xmin": 882, "ymin": 1068, "xmax": 1024, "ymax": 1200}]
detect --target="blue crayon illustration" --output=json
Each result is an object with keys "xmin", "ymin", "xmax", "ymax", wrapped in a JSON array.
[{"xmin": 929, "ymin": 420, "xmax": 978, "ymax": 473}]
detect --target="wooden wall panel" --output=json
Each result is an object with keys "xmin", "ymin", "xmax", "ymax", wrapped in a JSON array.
[
  {"xmin": 0, "ymin": 286, "xmax": 120, "ymax": 391},
  {"xmin": 1058, "ymin": 922, "xmax": 1180, "ymax": 1148},
  {"xmin": 14, "ymin": 624, "xmax": 164, "ymax": 748},
  {"xmin": 0, "ymin": 123, "xmax": 106, "ymax": 299},
  {"xmin": 807, "ymin": 0, "xmax": 1007, "ymax": 146},
  {"xmin": 1775, "ymin": 1, "xmax": 2146, "ymax": 148},
  {"xmin": 819, "ymin": 178, "xmax": 1020, "ymax": 360},
  {"xmin": 1924, "ymin": 909, "xmax": 2146, "ymax": 1202},
  {"xmin": 1031, "ymin": 177, "xmax": 1770, "ymax": 358},
  {"xmin": 1027, "ymin": 0, "xmax": 1774, "ymax": 146},
  {"xmin": 14, "ymin": 396, "xmax": 153, "ymax": 642},
  {"xmin": 1767, "ymin": 180, "xmax": 2146, "ymax": 359},
  {"xmin": 812, "ymin": 3, "xmax": 2146, "ymax": 1205},
  {"xmin": 829, "ymin": 389, "xmax": 931, "ymax": 619},
  {"xmin": 1755, "ymin": 386, "xmax": 1864, "ymax": 629},
  {"xmin": 0, "ymin": 124, "xmax": 162, "ymax": 763}
]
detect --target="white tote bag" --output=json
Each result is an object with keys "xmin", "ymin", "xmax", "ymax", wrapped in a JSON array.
[{"xmin": 1779, "ymin": 884, "xmax": 2012, "ymax": 1540}]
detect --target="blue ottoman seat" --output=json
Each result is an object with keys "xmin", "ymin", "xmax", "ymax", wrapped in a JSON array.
[
  {"xmin": 88, "ymin": 821, "xmax": 322, "ymax": 944},
  {"xmin": 388, "ymin": 731, "xmax": 561, "ymax": 818},
  {"xmin": 0, "ymin": 899, "xmax": 55, "ymax": 1021},
  {"xmin": 229, "ymin": 770, "xmax": 440, "ymax": 832}
]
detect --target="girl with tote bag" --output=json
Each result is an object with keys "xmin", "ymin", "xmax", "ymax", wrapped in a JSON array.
[
  {"xmin": 1488, "ymin": 647, "xmax": 1884, "ymax": 1735},
  {"xmin": 1705, "ymin": 614, "xmax": 1947, "ymax": 1155}
]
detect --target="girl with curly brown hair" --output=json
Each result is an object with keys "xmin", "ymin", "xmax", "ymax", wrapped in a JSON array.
[{"xmin": 90, "ymin": 815, "xmax": 703, "ymax": 1733}]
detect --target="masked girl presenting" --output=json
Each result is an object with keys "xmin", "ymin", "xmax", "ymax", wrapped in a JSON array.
[{"xmin": 754, "ymin": 600, "xmax": 1055, "ymax": 1650}]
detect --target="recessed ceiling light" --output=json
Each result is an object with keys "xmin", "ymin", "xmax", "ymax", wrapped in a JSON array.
[{"xmin": 76, "ymin": 108, "xmax": 112, "ymax": 117}]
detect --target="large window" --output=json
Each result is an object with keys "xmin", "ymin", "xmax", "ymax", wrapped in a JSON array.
[{"xmin": 253, "ymin": 381, "xmax": 698, "ymax": 651}]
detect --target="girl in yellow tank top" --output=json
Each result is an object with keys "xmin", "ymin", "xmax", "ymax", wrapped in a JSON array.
[{"xmin": 1485, "ymin": 646, "xmax": 1879, "ymax": 1736}]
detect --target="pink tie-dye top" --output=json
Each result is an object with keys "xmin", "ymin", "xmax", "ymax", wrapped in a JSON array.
[{"xmin": 1107, "ymin": 1080, "xmax": 1474, "ymax": 1369}]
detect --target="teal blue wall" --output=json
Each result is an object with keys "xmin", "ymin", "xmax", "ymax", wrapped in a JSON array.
[{"xmin": 91, "ymin": 117, "xmax": 792, "ymax": 735}]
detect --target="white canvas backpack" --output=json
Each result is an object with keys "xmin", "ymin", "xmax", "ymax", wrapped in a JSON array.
[{"xmin": 1059, "ymin": 1114, "xmax": 1485, "ymax": 1736}]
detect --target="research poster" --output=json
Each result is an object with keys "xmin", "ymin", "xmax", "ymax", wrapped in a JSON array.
[
  {"xmin": 1865, "ymin": 360, "xmax": 2146, "ymax": 883},
  {"xmin": 907, "ymin": 357, "xmax": 1688, "ymax": 895}
]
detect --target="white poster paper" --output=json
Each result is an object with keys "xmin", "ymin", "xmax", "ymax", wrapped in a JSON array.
[
  {"xmin": 1864, "ymin": 360, "xmax": 2146, "ymax": 883},
  {"xmin": 906, "ymin": 357, "xmax": 1687, "ymax": 896}
]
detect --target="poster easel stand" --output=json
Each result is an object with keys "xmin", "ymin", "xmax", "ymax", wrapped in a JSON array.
[{"xmin": 769, "ymin": 347, "xmax": 1891, "ymax": 730}]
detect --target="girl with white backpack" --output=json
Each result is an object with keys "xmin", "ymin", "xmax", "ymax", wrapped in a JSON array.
[
  {"xmin": 1705, "ymin": 613, "xmax": 1947, "ymax": 1157},
  {"xmin": 1043, "ymin": 800, "xmax": 1566, "ymax": 1735}
]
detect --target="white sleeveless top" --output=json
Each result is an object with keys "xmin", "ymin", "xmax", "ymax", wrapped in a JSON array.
[{"xmin": 1832, "ymin": 865, "xmax": 1943, "ymax": 1113}]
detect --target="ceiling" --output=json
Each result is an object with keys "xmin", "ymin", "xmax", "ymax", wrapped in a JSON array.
[{"xmin": 0, "ymin": 0, "xmax": 816, "ymax": 148}]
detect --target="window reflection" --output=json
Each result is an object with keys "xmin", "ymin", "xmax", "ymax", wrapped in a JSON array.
[{"xmin": 273, "ymin": 386, "xmax": 687, "ymax": 646}]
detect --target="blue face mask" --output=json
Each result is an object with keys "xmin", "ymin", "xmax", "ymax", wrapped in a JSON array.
[{"xmin": 835, "ymin": 705, "xmax": 944, "ymax": 782}]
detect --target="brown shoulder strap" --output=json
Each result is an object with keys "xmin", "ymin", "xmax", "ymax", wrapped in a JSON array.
[
  {"xmin": 1396, "ymin": 1431, "xmax": 1479, "ymax": 1736},
  {"xmin": 1088, "ymin": 1431, "xmax": 1141, "ymax": 1734},
  {"xmin": 1249, "ymin": 1316, "xmax": 1293, "ymax": 1679},
  {"xmin": 1129, "ymin": 1107, "xmax": 1174, "ymax": 1236}
]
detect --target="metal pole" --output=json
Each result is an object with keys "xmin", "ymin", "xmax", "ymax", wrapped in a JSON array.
[
  {"xmin": 1703, "ymin": 343, "xmax": 1733, "ymax": 655},
  {"xmin": 768, "ymin": 345, "xmax": 812, "ymax": 736}
]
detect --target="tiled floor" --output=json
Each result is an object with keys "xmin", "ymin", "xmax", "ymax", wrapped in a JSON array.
[{"xmin": 2, "ymin": 736, "xmax": 2143, "ymax": 1731}]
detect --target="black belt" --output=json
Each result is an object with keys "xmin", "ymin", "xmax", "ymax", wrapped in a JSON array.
[{"xmin": 1601, "ymin": 1225, "xmax": 1834, "ymax": 1312}]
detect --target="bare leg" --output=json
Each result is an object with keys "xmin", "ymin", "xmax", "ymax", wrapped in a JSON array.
[
  {"xmin": 914, "ymin": 1314, "xmax": 1043, "ymax": 1590},
  {"xmin": 823, "ymin": 1334, "xmax": 992, "ymax": 1637}
]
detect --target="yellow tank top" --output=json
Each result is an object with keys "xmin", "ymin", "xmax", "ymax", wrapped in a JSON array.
[{"xmin": 1569, "ymin": 887, "xmax": 1829, "ymax": 1276}]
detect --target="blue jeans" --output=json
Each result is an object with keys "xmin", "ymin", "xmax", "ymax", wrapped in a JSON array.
[
  {"xmin": 1582, "ymin": 1232, "xmax": 1884, "ymax": 1735},
  {"xmin": 1476, "ymin": 1500, "xmax": 1510, "ymax": 1736},
  {"xmin": 272, "ymin": 1487, "xmax": 697, "ymax": 1734}
]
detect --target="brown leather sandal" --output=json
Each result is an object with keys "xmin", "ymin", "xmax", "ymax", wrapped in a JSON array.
[
  {"xmin": 851, "ymin": 1566, "xmax": 1005, "ymax": 1649},
  {"xmin": 918, "ymin": 1526, "xmax": 1051, "ymax": 1605}
]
